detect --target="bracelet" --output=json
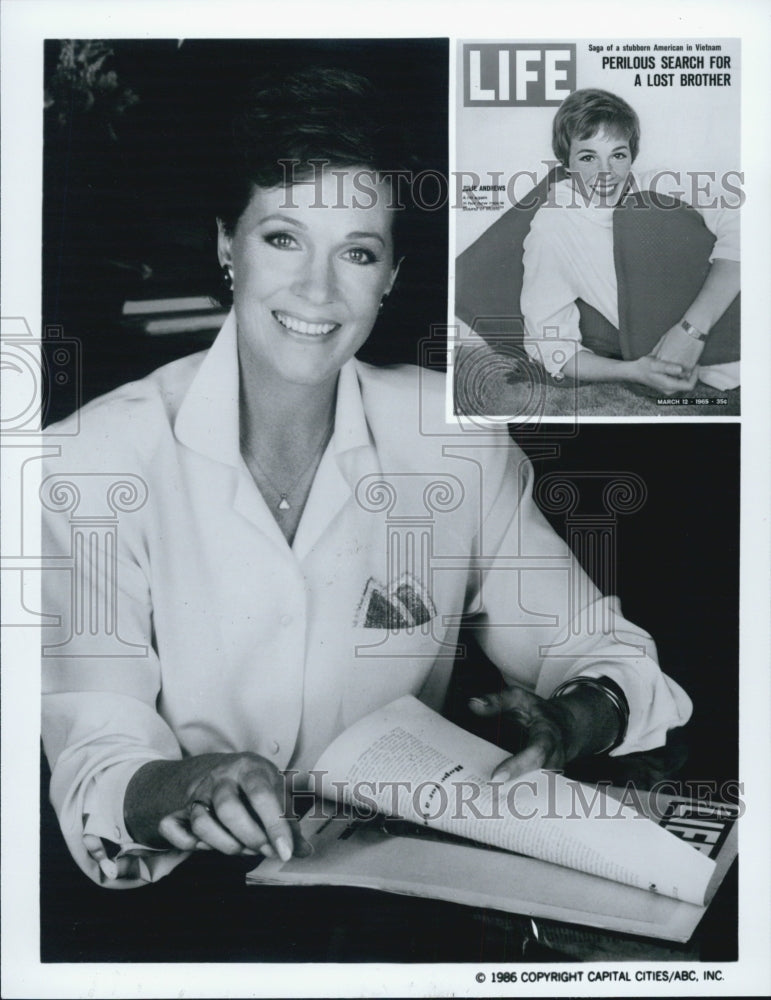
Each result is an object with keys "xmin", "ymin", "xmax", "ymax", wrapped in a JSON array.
[
  {"xmin": 680, "ymin": 318, "xmax": 708, "ymax": 342},
  {"xmin": 549, "ymin": 676, "xmax": 630, "ymax": 755}
]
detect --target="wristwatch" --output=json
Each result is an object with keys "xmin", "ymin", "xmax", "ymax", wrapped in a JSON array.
[{"xmin": 679, "ymin": 318, "xmax": 708, "ymax": 341}]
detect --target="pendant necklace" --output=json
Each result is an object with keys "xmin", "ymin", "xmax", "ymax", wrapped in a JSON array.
[{"xmin": 245, "ymin": 417, "xmax": 334, "ymax": 513}]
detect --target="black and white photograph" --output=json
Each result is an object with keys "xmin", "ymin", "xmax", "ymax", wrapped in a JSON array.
[
  {"xmin": 453, "ymin": 38, "xmax": 742, "ymax": 419},
  {"xmin": 1, "ymin": 3, "xmax": 769, "ymax": 999}
]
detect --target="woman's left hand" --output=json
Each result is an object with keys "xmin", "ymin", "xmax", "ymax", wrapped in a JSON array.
[
  {"xmin": 653, "ymin": 323, "xmax": 706, "ymax": 376},
  {"xmin": 469, "ymin": 681, "xmax": 622, "ymax": 782},
  {"xmin": 469, "ymin": 686, "xmax": 575, "ymax": 782}
]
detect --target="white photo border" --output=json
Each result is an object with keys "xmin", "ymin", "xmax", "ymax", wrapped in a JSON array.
[{"xmin": 2, "ymin": 1, "xmax": 769, "ymax": 998}]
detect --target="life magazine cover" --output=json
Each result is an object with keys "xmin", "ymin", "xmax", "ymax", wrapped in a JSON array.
[
  {"xmin": 453, "ymin": 38, "xmax": 741, "ymax": 419},
  {"xmin": 1, "ymin": 4, "xmax": 769, "ymax": 1000}
]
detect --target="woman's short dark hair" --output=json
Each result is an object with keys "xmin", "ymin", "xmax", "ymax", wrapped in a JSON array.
[
  {"xmin": 216, "ymin": 66, "xmax": 413, "ymax": 251},
  {"xmin": 552, "ymin": 88, "xmax": 640, "ymax": 166},
  {"xmin": 210, "ymin": 63, "xmax": 438, "ymax": 366}
]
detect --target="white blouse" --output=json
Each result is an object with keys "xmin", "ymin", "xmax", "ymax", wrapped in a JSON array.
[{"xmin": 521, "ymin": 169, "xmax": 740, "ymax": 388}]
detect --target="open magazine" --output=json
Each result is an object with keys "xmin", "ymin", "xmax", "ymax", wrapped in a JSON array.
[{"xmin": 248, "ymin": 696, "xmax": 738, "ymax": 941}]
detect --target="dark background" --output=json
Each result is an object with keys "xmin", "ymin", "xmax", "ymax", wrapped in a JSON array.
[
  {"xmin": 42, "ymin": 37, "xmax": 450, "ymax": 422},
  {"xmin": 514, "ymin": 423, "xmax": 739, "ymax": 794},
  {"xmin": 40, "ymin": 38, "xmax": 738, "ymax": 964}
]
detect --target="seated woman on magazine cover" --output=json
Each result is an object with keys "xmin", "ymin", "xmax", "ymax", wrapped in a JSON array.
[
  {"xmin": 520, "ymin": 88, "xmax": 740, "ymax": 393},
  {"xmin": 41, "ymin": 68, "xmax": 691, "ymax": 888}
]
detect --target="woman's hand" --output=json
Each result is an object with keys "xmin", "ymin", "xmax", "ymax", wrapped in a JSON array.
[
  {"xmin": 468, "ymin": 682, "xmax": 622, "ymax": 782},
  {"xmin": 653, "ymin": 323, "xmax": 706, "ymax": 376},
  {"xmin": 561, "ymin": 350, "xmax": 697, "ymax": 392},
  {"xmin": 626, "ymin": 354, "xmax": 699, "ymax": 394},
  {"xmin": 125, "ymin": 753, "xmax": 310, "ymax": 861}
]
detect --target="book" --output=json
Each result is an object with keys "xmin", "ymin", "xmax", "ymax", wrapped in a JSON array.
[{"xmin": 247, "ymin": 696, "xmax": 739, "ymax": 942}]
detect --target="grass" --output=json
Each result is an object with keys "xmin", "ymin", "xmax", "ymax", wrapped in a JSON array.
[{"xmin": 453, "ymin": 343, "xmax": 740, "ymax": 419}]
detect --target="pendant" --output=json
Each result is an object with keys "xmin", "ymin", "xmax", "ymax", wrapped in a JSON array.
[{"xmin": 278, "ymin": 495, "xmax": 291, "ymax": 511}]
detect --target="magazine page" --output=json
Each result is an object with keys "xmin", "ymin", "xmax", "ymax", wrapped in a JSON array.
[
  {"xmin": 247, "ymin": 790, "xmax": 740, "ymax": 944},
  {"xmin": 452, "ymin": 37, "xmax": 741, "ymax": 420},
  {"xmin": 312, "ymin": 696, "xmax": 715, "ymax": 905}
]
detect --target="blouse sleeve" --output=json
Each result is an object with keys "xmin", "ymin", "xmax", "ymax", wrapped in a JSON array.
[
  {"xmin": 41, "ymin": 422, "xmax": 190, "ymax": 888},
  {"xmin": 464, "ymin": 442, "xmax": 692, "ymax": 754},
  {"xmin": 643, "ymin": 168, "xmax": 740, "ymax": 263},
  {"xmin": 521, "ymin": 208, "xmax": 591, "ymax": 376}
]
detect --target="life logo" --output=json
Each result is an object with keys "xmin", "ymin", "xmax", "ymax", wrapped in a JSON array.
[{"xmin": 463, "ymin": 43, "xmax": 576, "ymax": 107}]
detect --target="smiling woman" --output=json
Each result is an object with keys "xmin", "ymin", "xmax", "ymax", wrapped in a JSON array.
[
  {"xmin": 567, "ymin": 133, "xmax": 633, "ymax": 201},
  {"xmin": 552, "ymin": 87, "xmax": 639, "ymax": 204},
  {"xmin": 220, "ymin": 170, "xmax": 400, "ymax": 392},
  {"xmin": 521, "ymin": 88, "xmax": 740, "ymax": 392},
  {"xmin": 42, "ymin": 63, "xmax": 692, "ymax": 893},
  {"xmin": 214, "ymin": 71, "xmax": 405, "ymax": 543},
  {"xmin": 209, "ymin": 71, "xmax": 405, "ymax": 541},
  {"xmin": 222, "ymin": 169, "xmax": 401, "ymax": 540}
]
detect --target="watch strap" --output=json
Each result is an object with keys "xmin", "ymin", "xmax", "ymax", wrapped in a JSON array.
[{"xmin": 680, "ymin": 318, "xmax": 708, "ymax": 341}]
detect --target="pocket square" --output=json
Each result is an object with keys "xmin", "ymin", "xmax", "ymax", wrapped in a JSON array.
[{"xmin": 354, "ymin": 574, "xmax": 436, "ymax": 629}]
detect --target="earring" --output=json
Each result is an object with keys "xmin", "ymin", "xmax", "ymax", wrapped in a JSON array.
[
  {"xmin": 222, "ymin": 264, "xmax": 234, "ymax": 290},
  {"xmin": 379, "ymin": 293, "xmax": 388, "ymax": 311}
]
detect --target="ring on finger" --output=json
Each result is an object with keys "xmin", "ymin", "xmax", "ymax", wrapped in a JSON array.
[{"xmin": 191, "ymin": 799, "xmax": 214, "ymax": 815}]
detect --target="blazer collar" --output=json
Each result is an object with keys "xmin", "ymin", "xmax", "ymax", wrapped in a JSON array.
[
  {"xmin": 174, "ymin": 309, "xmax": 377, "ymax": 477},
  {"xmin": 174, "ymin": 309, "xmax": 242, "ymax": 467}
]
